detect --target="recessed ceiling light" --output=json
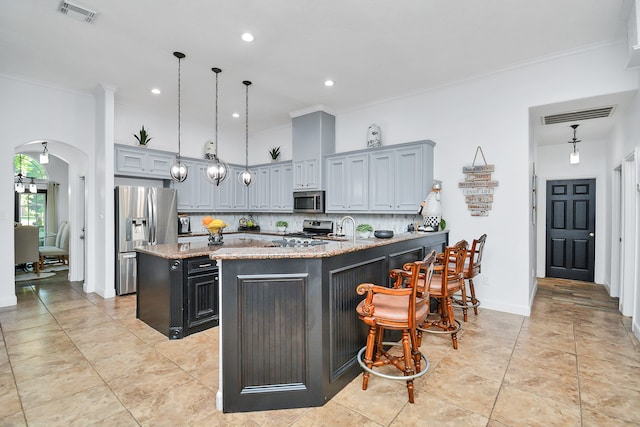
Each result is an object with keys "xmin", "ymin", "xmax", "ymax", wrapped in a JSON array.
[
  {"xmin": 232, "ymin": 113, "xmax": 240, "ymax": 118},
  {"xmin": 241, "ymin": 33, "xmax": 254, "ymax": 42},
  {"xmin": 324, "ymin": 80, "xmax": 334, "ymax": 87},
  {"xmin": 151, "ymin": 88, "xmax": 161, "ymax": 95}
]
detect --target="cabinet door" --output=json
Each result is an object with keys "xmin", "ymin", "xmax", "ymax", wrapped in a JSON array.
[
  {"xmin": 369, "ymin": 151, "xmax": 395, "ymax": 211},
  {"xmin": 173, "ymin": 160, "xmax": 197, "ymax": 211},
  {"xmin": 232, "ymin": 166, "xmax": 249, "ymax": 210},
  {"xmin": 115, "ymin": 147, "xmax": 146, "ymax": 175},
  {"xmin": 248, "ymin": 166, "xmax": 270, "ymax": 211},
  {"xmin": 326, "ymin": 154, "xmax": 368, "ymax": 212},
  {"xmin": 270, "ymin": 162, "xmax": 293, "ymax": 211},
  {"xmin": 146, "ymin": 152, "xmax": 175, "ymax": 178},
  {"xmin": 293, "ymin": 159, "xmax": 319, "ymax": 190},
  {"xmin": 304, "ymin": 159, "xmax": 320, "ymax": 189},
  {"xmin": 194, "ymin": 163, "xmax": 215, "ymax": 211},
  {"xmin": 186, "ymin": 272, "xmax": 219, "ymax": 330},
  {"xmin": 326, "ymin": 157, "xmax": 348, "ymax": 211},
  {"xmin": 346, "ymin": 154, "xmax": 368, "ymax": 211},
  {"xmin": 394, "ymin": 145, "xmax": 425, "ymax": 211},
  {"xmin": 115, "ymin": 146, "xmax": 173, "ymax": 178}
]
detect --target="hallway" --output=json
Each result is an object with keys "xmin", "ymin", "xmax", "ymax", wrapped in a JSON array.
[{"xmin": 1, "ymin": 273, "xmax": 639, "ymax": 426}]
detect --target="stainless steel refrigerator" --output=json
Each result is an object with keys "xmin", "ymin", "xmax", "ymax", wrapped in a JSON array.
[{"xmin": 115, "ymin": 186, "xmax": 177, "ymax": 295}]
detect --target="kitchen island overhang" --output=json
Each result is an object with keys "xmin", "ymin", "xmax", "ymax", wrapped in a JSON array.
[{"xmin": 209, "ymin": 231, "xmax": 449, "ymax": 413}]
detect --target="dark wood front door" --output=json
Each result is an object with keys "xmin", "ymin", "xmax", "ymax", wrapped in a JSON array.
[{"xmin": 546, "ymin": 179, "xmax": 595, "ymax": 282}]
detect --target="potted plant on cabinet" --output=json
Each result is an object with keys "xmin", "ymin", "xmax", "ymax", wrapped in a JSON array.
[
  {"xmin": 276, "ymin": 220, "xmax": 288, "ymax": 233},
  {"xmin": 356, "ymin": 223, "xmax": 373, "ymax": 238},
  {"xmin": 269, "ymin": 146, "xmax": 281, "ymax": 162},
  {"xmin": 134, "ymin": 125, "xmax": 152, "ymax": 146}
]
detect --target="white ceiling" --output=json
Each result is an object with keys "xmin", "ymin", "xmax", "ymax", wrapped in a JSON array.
[{"xmin": 0, "ymin": 0, "xmax": 632, "ymax": 144}]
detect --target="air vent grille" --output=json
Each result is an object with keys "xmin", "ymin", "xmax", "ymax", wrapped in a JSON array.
[
  {"xmin": 57, "ymin": 0, "xmax": 97, "ymax": 23},
  {"xmin": 543, "ymin": 106, "xmax": 615, "ymax": 125}
]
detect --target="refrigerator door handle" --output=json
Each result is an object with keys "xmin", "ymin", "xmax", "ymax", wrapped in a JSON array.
[{"xmin": 147, "ymin": 190, "xmax": 156, "ymax": 244}]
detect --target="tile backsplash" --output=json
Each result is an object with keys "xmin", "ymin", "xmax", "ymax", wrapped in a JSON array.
[{"xmin": 186, "ymin": 212, "xmax": 423, "ymax": 235}]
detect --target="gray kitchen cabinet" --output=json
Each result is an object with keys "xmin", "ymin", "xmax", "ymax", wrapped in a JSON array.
[
  {"xmin": 114, "ymin": 144, "xmax": 175, "ymax": 179},
  {"xmin": 216, "ymin": 165, "xmax": 248, "ymax": 211},
  {"xmin": 172, "ymin": 159, "xmax": 215, "ymax": 212},
  {"xmin": 248, "ymin": 165, "xmax": 271, "ymax": 211},
  {"xmin": 326, "ymin": 140, "xmax": 435, "ymax": 214},
  {"xmin": 326, "ymin": 153, "xmax": 368, "ymax": 211},
  {"xmin": 369, "ymin": 144, "xmax": 429, "ymax": 212},
  {"xmin": 293, "ymin": 159, "xmax": 319, "ymax": 190},
  {"xmin": 292, "ymin": 110, "xmax": 335, "ymax": 190},
  {"xmin": 270, "ymin": 161, "xmax": 293, "ymax": 211}
]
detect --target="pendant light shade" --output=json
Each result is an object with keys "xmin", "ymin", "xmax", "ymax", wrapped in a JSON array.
[
  {"xmin": 170, "ymin": 51, "xmax": 189, "ymax": 182},
  {"xmin": 568, "ymin": 124, "xmax": 581, "ymax": 165},
  {"xmin": 39, "ymin": 141, "xmax": 49, "ymax": 164},
  {"xmin": 205, "ymin": 67, "xmax": 229, "ymax": 186},
  {"xmin": 29, "ymin": 178, "xmax": 37, "ymax": 193},
  {"xmin": 240, "ymin": 80, "xmax": 254, "ymax": 187}
]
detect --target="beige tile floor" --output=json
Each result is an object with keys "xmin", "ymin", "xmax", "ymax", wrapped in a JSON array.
[{"xmin": 2, "ymin": 273, "xmax": 640, "ymax": 426}]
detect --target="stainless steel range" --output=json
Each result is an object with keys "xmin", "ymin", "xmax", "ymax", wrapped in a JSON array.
[
  {"xmin": 285, "ymin": 219, "xmax": 333, "ymax": 238},
  {"xmin": 271, "ymin": 219, "xmax": 334, "ymax": 247}
]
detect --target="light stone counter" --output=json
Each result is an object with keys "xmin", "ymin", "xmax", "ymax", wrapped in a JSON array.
[{"xmin": 136, "ymin": 231, "xmax": 449, "ymax": 260}]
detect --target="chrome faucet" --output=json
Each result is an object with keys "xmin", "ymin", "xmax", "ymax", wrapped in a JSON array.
[{"xmin": 338, "ymin": 216, "xmax": 356, "ymax": 244}]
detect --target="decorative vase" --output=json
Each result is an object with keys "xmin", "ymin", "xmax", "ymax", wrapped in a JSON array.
[
  {"xmin": 358, "ymin": 231, "xmax": 370, "ymax": 239},
  {"xmin": 207, "ymin": 228, "xmax": 225, "ymax": 245},
  {"xmin": 367, "ymin": 124, "xmax": 381, "ymax": 148},
  {"xmin": 277, "ymin": 226, "xmax": 286, "ymax": 233}
]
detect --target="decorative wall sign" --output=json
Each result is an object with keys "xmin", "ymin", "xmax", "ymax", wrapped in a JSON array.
[{"xmin": 459, "ymin": 146, "xmax": 498, "ymax": 216}]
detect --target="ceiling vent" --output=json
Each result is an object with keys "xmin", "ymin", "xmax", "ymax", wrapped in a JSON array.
[
  {"xmin": 57, "ymin": 0, "xmax": 97, "ymax": 23},
  {"xmin": 542, "ymin": 106, "xmax": 615, "ymax": 125}
]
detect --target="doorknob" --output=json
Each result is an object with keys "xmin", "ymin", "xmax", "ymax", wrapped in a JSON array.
[{"xmin": 589, "ymin": 232, "xmax": 595, "ymax": 237}]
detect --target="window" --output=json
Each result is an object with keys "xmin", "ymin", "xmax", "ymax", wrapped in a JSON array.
[{"xmin": 14, "ymin": 153, "xmax": 49, "ymax": 244}]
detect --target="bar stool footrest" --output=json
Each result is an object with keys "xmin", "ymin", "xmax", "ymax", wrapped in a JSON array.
[
  {"xmin": 357, "ymin": 342, "xmax": 430, "ymax": 381},
  {"xmin": 418, "ymin": 318, "xmax": 462, "ymax": 335}
]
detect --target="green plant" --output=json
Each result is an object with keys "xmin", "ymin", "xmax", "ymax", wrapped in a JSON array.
[
  {"xmin": 268, "ymin": 146, "xmax": 281, "ymax": 160},
  {"xmin": 276, "ymin": 220, "xmax": 288, "ymax": 227},
  {"xmin": 134, "ymin": 125, "xmax": 152, "ymax": 145},
  {"xmin": 356, "ymin": 224, "xmax": 373, "ymax": 232},
  {"xmin": 440, "ymin": 218, "xmax": 446, "ymax": 230}
]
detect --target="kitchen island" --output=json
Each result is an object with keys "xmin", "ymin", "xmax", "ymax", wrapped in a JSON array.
[{"xmin": 137, "ymin": 231, "xmax": 448, "ymax": 413}]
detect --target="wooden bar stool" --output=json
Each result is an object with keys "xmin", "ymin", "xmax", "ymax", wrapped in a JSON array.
[
  {"xmin": 452, "ymin": 234, "xmax": 486, "ymax": 321},
  {"xmin": 355, "ymin": 251, "xmax": 437, "ymax": 403},
  {"xmin": 418, "ymin": 240, "xmax": 468, "ymax": 349}
]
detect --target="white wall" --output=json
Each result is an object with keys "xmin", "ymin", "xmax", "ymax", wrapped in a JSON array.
[
  {"xmin": 0, "ymin": 75, "xmax": 99, "ymax": 306},
  {"xmin": 331, "ymin": 42, "xmax": 638, "ymax": 315},
  {"xmin": 535, "ymin": 139, "xmax": 610, "ymax": 283}
]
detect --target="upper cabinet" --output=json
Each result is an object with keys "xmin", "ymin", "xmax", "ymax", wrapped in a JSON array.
[
  {"xmin": 114, "ymin": 145, "xmax": 175, "ymax": 179},
  {"xmin": 326, "ymin": 140, "xmax": 434, "ymax": 214},
  {"xmin": 216, "ymin": 165, "xmax": 248, "ymax": 212},
  {"xmin": 291, "ymin": 109, "xmax": 335, "ymax": 190},
  {"xmin": 326, "ymin": 154, "xmax": 368, "ymax": 211},
  {"xmin": 269, "ymin": 162, "xmax": 293, "ymax": 211},
  {"xmin": 171, "ymin": 159, "xmax": 216, "ymax": 212}
]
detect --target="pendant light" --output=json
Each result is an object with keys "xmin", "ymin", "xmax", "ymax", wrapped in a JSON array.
[
  {"xmin": 240, "ymin": 80, "xmax": 253, "ymax": 187},
  {"xmin": 39, "ymin": 141, "xmax": 49, "ymax": 164},
  {"xmin": 14, "ymin": 154, "xmax": 25, "ymax": 193},
  {"xmin": 568, "ymin": 124, "xmax": 580, "ymax": 165},
  {"xmin": 170, "ymin": 51, "xmax": 189, "ymax": 182},
  {"xmin": 29, "ymin": 178, "xmax": 37, "ymax": 193},
  {"xmin": 204, "ymin": 67, "xmax": 229, "ymax": 185}
]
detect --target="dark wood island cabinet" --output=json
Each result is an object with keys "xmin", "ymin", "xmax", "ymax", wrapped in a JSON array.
[
  {"xmin": 135, "ymin": 231, "xmax": 449, "ymax": 413},
  {"xmin": 214, "ymin": 231, "xmax": 448, "ymax": 413},
  {"xmin": 136, "ymin": 252, "xmax": 219, "ymax": 339}
]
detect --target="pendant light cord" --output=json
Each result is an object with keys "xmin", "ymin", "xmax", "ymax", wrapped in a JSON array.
[
  {"xmin": 177, "ymin": 55, "xmax": 182, "ymax": 161},
  {"xmin": 214, "ymin": 69, "xmax": 219, "ymax": 158},
  {"xmin": 243, "ymin": 81, "xmax": 252, "ymax": 170}
]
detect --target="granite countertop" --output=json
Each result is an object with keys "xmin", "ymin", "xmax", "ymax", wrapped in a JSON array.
[{"xmin": 137, "ymin": 231, "xmax": 448, "ymax": 260}]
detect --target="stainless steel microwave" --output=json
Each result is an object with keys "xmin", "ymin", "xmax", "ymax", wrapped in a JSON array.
[{"xmin": 293, "ymin": 190, "xmax": 325, "ymax": 213}]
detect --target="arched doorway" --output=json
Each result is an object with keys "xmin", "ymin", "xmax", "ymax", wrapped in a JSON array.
[{"xmin": 13, "ymin": 140, "xmax": 88, "ymax": 285}]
